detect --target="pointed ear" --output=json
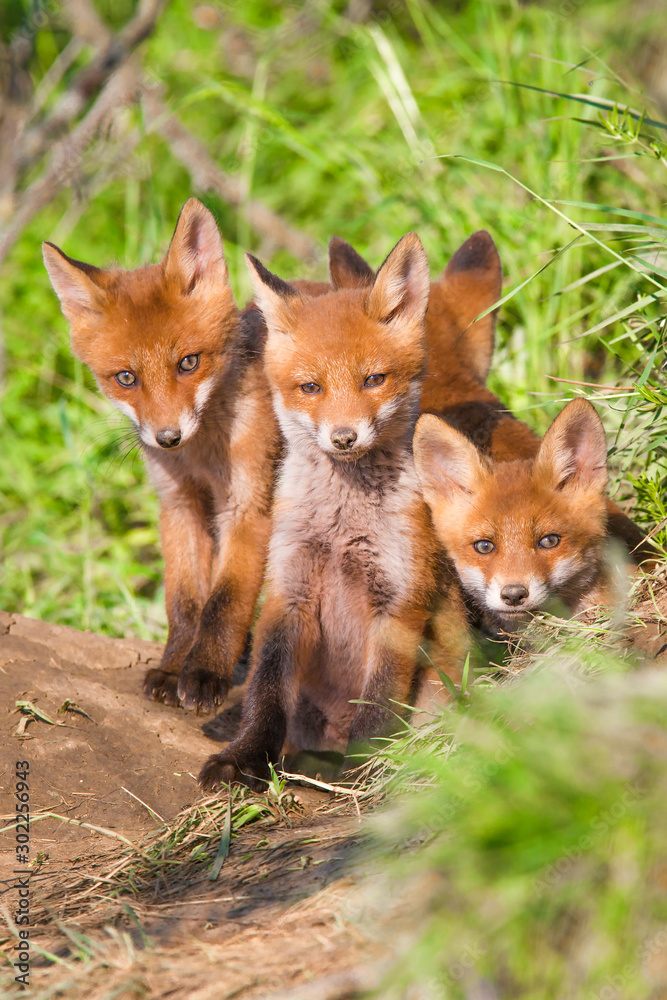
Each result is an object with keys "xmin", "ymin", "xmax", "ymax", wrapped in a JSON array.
[
  {"xmin": 366, "ymin": 233, "xmax": 430, "ymax": 332},
  {"xmin": 245, "ymin": 253, "xmax": 303, "ymax": 332},
  {"xmin": 163, "ymin": 198, "xmax": 228, "ymax": 293},
  {"xmin": 413, "ymin": 413, "xmax": 490, "ymax": 509},
  {"xmin": 43, "ymin": 242, "xmax": 106, "ymax": 324},
  {"xmin": 328, "ymin": 236, "xmax": 375, "ymax": 290},
  {"xmin": 534, "ymin": 399, "xmax": 608, "ymax": 492},
  {"xmin": 440, "ymin": 230, "xmax": 502, "ymax": 383}
]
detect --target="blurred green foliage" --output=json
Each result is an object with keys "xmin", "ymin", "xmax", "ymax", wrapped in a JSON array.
[
  {"xmin": 369, "ymin": 647, "xmax": 667, "ymax": 998},
  {"xmin": 0, "ymin": 0, "xmax": 665, "ymax": 635}
]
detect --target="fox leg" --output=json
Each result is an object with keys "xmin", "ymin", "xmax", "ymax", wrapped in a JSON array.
[
  {"xmin": 176, "ymin": 511, "xmax": 272, "ymax": 714},
  {"xmin": 346, "ymin": 607, "xmax": 427, "ymax": 747},
  {"xmin": 198, "ymin": 591, "xmax": 320, "ymax": 792},
  {"xmin": 143, "ymin": 496, "xmax": 213, "ymax": 706}
]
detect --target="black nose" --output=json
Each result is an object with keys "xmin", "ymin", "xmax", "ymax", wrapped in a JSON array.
[
  {"xmin": 156, "ymin": 427, "xmax": 182, "ymax": 449},
  {"xmin": 331, "ymin": 427, "xmax": 358, "ymax": 451},
  {"xmin": 500, "ymin": 584, "xmax": 529, "ymax": 607}
]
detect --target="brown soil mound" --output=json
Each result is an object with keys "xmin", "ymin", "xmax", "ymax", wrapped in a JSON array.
[{"xmin": 0, "ymin": 612, "xmax": 385, "ymax": 999}]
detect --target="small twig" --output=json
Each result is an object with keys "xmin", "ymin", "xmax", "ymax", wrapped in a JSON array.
[
  {"xmin": 0, "ymin": 63, "xmax": 141, "ymax": 265},
  {"xmin": 137, "ymin": 895, "xmax": 249, "ymax": 907},
  {"xmin": 0, "ymin": 811, "xmax": 151, "ymax": 860},
  {"xmin": 279, "ymin": 770, "xmax": 362, "ymax": 820},
  {"xmin": 121, "ymin": 786, "xmax": 166, "ymax": 825},
  {"xmin": 20, "ymin": 0, "xmax": 166, "ymax": 165}
]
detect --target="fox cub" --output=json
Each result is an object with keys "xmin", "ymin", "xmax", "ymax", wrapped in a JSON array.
[
  {"xmin": 414, "ymin": 399, "xmax": 613, "ymax": 635},
  {"xmin": 328, "ymin": 233, "xmax": 651, "ymax": 563},
  {"xmin": 43, "ymin": 200, "xmax": 279, "ymax": 714},
  {"xmin": 199, "ymin": 233, "xmax": 469, "ymax": 791}
]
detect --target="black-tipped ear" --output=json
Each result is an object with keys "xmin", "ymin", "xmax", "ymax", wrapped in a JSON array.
[
  {"xmin": 414, "ymin": 414, "xmax": 490, "ymax": 510},
  {"xmin": 366, "ymin": 233, "xmax": 430, "ymax": 330},
  {"xmin": 535, "ymin": 399, "xmax": 608, "ymax": 492},
  {"xmin": 328, "ymin": 236, "xmax": 375, "ymax": 290},
  {"xmin": 164, "ymin": 198, "xmax": 228, "ymax": 293},
  {"xmin": 444, "ymin": 230, "xmax": 501, "ymax": 281},
  {"xmin": 439, "ymin": 230, "xmax": 502, "ymax": 384},
  {"xmin": 42, "ymin": 242, "xmax": 105, "ymax": 323},
  {"xmin": 246, "ymin": 254, "xmax": 301, "ymax": 299},
  {"xmin": 245, "ymin": 253, "xmax": 303, "ymax": 331}
]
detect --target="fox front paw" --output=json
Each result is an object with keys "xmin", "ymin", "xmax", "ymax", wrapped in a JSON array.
[
  {"xmin": 177, "ymin": 666, "xmax": 229, "ymax": 714},
  {"xmin": 143, "ymin": 668, "xmax": 181, "ymax": 707},
  {"xmin": 198, "ymin": 749, "xmax": 271, "ymax": 793}
]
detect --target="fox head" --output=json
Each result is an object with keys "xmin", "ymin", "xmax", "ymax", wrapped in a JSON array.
[
  {"xmin": 414, "ymin": 399, "xmax": 609, "ymax": 632},
  {"xmin": 246, "ymin": 233, "xmax": 430, "ymax": 461},
  {"xmin": 328, "ymin": 229, "xmax": 501, "ymax": 386},
  {"xmin": 43, "ymin": 199, "xmax": 237, "ymax": 451}
]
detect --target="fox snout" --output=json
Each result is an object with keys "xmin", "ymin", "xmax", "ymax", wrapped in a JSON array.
[
  {"xmin": 330, "ymin": 427, "xmax": 358, "ymax": 452},
  {"xmin": 500, "ymin": 583, "xmax": 529, "ymax": 607},
  {"xmin": 319, "ymin": 418, "xmax": 376, "ymax": 460},
  {"xmin": 155, "ymin": 427, "xmax": 183, "ymax": 449},
  {"xmin": 136, "ymin": 407, "xmax": 202, "ymax": 450}
]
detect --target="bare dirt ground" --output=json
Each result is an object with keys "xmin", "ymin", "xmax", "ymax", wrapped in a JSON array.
[
  {"xmin": 1, "ymin": 577, "xmax": 666, "ymax": 998},
  {"xmin": 0, "ymin": 611, "xmax": 389, "ymax": 999}
]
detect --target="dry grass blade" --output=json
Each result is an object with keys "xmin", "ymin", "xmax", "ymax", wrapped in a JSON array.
[{"xmin": 279, "ymin": 771, "xmax": 363, "ymax": 820}]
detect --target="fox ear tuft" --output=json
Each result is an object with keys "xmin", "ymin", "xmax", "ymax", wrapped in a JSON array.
[
  {"xmin": 245, "ymin": 253, "xmax": 302, "ymax": 331},
  {"xmin": 328, "ymin": 237, "xmax": 375, "ymax": 290},
  {"xmin": 535, "ymin": 398, "xmax": 608, "ymax": 492},
  {"xmin": 164, "ymin": 198, "xmax": 228, "ymax": 292},
  {"xmin": 439, "ymin": 230, "xmax": 502, "ymax": 384},
  {"xmin": 366, "ymin": 232, "xmax": 430, "ymax": 331},
  {"xmin": 42, "ymin": 242, "xmax": 105, "ymax": 323},
  {"xmin": 413, "ymin": 413, "xmax": 490, "ymax": 509}
]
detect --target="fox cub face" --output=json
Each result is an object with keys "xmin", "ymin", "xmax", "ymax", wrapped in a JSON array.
[
  {"xmin": 414, "ymin": 399, "xmax": 609, "ymax": 632},
  {"xmin": 246, "ymin": 233, "xmax": 429, "ymax": 460},
  {"xmin": 43, "ymin": 199, "xmax": 236, "ymax": 451}
]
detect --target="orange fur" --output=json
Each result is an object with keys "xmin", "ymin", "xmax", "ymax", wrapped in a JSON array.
[
  {"xmin": 199, "ymin": 234, "xmax": 469, "ymax": 791},
  {"xmin": 43, "ymin": 200, "xmax": 280, "ymax": 713},
  {"xmin": 414, "ymin": 400, "xmax": 615, "ymax": 635},
  {"xmin": 328, "ymin": 234, "xmax": 652, "ymax": 561}
]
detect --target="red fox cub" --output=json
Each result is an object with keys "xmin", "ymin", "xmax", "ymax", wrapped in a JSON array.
[
  {"xmin": 413, "ymin": 399, "xmax": 613, "ymax": 635},
  {"xmin": 199, "ymin": 234, "xmax": 469, "ymax": 791},
  {"xmin": 43, "ymin": 200, "xmax": 280, "ymax": 714},
  {"xmin": 329, "ymin": 233, "xmax": 651, "ymax": 562}
]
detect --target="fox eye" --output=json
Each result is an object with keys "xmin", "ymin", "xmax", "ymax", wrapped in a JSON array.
[
  {"xmin": 115, "ymin": 371, "xmax": 136, "ymax": 387},
  {"xmin": 179, "ymin": 354, "xmax": 200, "ymax": 373},
  {"xmin": 300, "ymin": 382, "xmax": 321, "ymax": 394},
  {"xmin": 364, "ymin": 374, "xmax": 386, "ymax": 387},
  {"xmin": 473, "ymin": 539, "xmax": 495, "ymax": 555},
  {"xmin": 538, "ymin": 533, "xmax": 561, "ymax": 549}
]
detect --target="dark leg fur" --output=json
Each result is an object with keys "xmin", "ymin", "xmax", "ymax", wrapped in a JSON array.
[
  {"xmin": 177, "ymin": 583, "xmax": 236, "ymax": 713},
  {"xmin": 347, "ymin": 652, "xmax": 400, "ymax": 747},
  {"xmin": 198, "ymin": 620, "xmax": 295, "ymax": 792}
]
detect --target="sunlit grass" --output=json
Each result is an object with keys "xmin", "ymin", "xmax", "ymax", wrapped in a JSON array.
[{"xmin": 0, "ymin": 0, "xmax": 665, "ymax": 629}]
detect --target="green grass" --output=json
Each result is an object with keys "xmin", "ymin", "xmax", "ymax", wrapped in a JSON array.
[
  {"xmin": 2, "ymin": 7, "xmax": 667, "ymax": 993},
  {"xmin": 366, "ymin": 632, "xmax": 667, "ymax": 999},
  {"xmin": 1, "ymin": 0, "xmax": 666, "ymax": 631}
]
